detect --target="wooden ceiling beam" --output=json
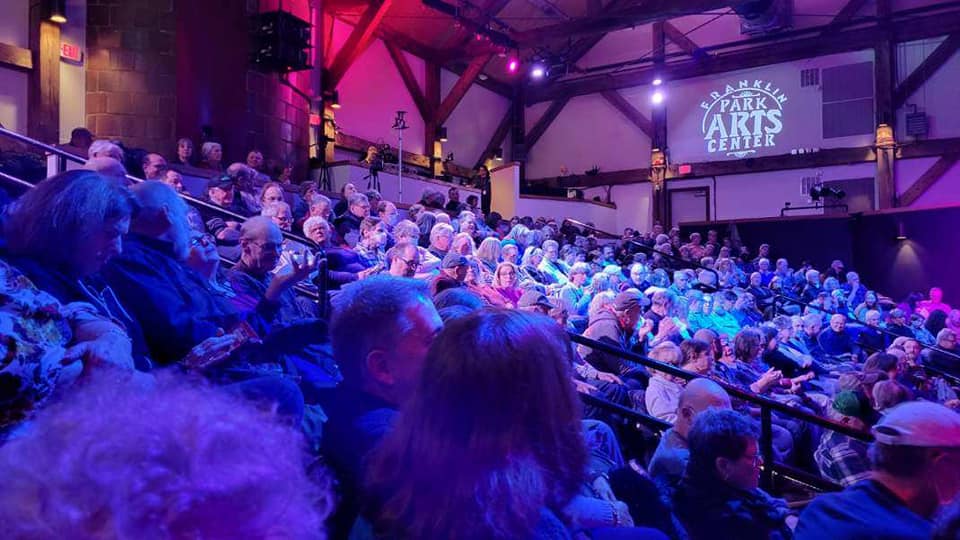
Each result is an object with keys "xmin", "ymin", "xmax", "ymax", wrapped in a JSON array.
[
  {"xmin": 899, "ymin": 153, "xmax": 960, "ymax": 206},
  {"xmin": 663, "ymin": 21, "xmax": 707, "ymax": 58},
  {"xmin": 452, "ymin": 0, "xmax": 513, "ymax": 50},
  {"xmin": 525, "ymin": 97, "xmax": 569, "ymax": 150},
  {"xmin": 0, "ymin": 42, "xmax": 32, "ymax": 71},
  {"xmin": 600, "ymin": 90, "xmax": 653, "ymax": 139},
  {"xmin": 822, "ymin": 0, "xmax": 870, "ymax": 34},
  {"xmin": 893, "ymin": 32, "xmax": 960, "ymax": 110},
  {"xmin": 433, "ymin": 54, "xmax": 493, "ymax": 127},
  {"xmin": 528, "ymin": 8, "xmax": 960, "ymax": 103},
  {"xmin": 327, "ymin": 0, "xmax": 395, "ymax": 89},
  {"xmin": 475, "ymin": 106, "xmax": 513, "ymax": 169},
  {"xmin": 511, "ymin": 0, "xmax": 738, "ymax": 46},
  {"xmin": 385, "ymin": 41, "xmax": 431, "ymax": 120}
]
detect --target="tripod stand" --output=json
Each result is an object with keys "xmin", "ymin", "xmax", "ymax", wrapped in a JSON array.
[{"xmin": 392, "ymin": 110, "xmax": 409, "ymax": 201}]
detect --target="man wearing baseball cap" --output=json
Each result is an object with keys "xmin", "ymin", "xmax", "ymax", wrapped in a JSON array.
[{"xmin": 796, "ymin": 401, "xmax": 960, "ymax": 539}]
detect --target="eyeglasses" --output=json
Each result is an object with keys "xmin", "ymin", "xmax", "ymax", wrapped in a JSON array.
[
  {"xmin": 399, "ymin": 258, "xmax": 421, "ymax": 270},
  {"xmin": 742, "ymin": 453, "xmax": 763, "ymax": 466},
  {"xmin": 190, "ymin": 234, "xmax": 216, "ymax": 247},
  {"xmin": 248, "ymin": 241, "xmax": 282, "ymax": 252}
]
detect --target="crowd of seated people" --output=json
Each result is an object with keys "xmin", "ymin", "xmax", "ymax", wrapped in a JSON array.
[{"xmin": 1, "ymin": 131, "xmax": 960, "ymax": 539}]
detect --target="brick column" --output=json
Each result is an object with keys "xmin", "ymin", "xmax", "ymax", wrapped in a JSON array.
[{"xmin": 85, "ymin": 0, "xmax": 176, "ymax": 152}]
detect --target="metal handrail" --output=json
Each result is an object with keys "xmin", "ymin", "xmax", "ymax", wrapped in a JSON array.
[
  {"xmin": 0, "ymin": 126, "xmax": 314, "ymax": 247},
  {"xmin": 770, "ymin": 291, "xmax": 960, "ymax": 384},
  {"xmin": 576, "ymin": 369, "xmax": 845, "ymax": 494},
  {"xmin": 570, "ymin": 332, "xmax": 873, "ymax": 441}
]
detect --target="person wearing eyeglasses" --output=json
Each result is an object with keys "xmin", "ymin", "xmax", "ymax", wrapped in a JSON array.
[
  {"xmin": 673, "ymin": 408, "xmax": 797, "ymax": 540},
  {"xmin": 385, "ymin": 243, "xmax": 420, "ymax": 278}
]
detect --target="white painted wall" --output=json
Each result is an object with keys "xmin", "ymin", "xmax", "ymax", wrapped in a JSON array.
[
  {"xmin": 0, "ymin": 0, "xmax": 29, "ymax": 135},
  {"xmin": 895, "ymin": 37, "xmax": 960, "ymax": 141},
  {"xmin": 524, "ymin": 92, "xmax": 653, "ymax": 179},
  {"xmin": 59, "ymin": 0, "xmax": 87, "ymax": 141},
  {"xmin": 514, "ymin": 195, "xmax": 619, "ymax": 232},
  {"xmin": 328, "ymin": 162, "xmax": 480, "ymax": 207},
  {"xmin": 584, "ymin": 183, "xmax": 654, "ymax": 233},
  {"xmin": 895, "ymin": 157, "xmax": 960, "ymax": 208}
]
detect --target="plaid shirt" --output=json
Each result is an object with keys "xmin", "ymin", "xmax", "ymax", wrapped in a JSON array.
[{"xmin": 815, "ymin": 431, "xmax": 871, "ymax": 487}]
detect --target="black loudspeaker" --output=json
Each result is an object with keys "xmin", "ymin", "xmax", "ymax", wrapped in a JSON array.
[{"xmin": 250, "ymin": 11, "xmax": 311, "ymax": 73}]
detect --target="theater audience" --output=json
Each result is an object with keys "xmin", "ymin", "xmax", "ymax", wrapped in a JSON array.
[
  {"xmin": 141, "ymin": 152, "xmax": 167, "ymax": 180},
  {"xmin": 674, "ymin": 409, "xmax": 797, "ymax": 540},
  {"xmin": 174, "ymin": 137, "xmax": 194, "ymax": 166},
  {"xmin": 334, "ymin": 192, "xmax": 370, "ymax": 248},
  {"xmin": 648, "ymin": 378, "xmax": 732, "ymax": 484},
  {"xmin": 323, "ymin": 276, "xmax": 442, "ymax": 536},
  {"xmin": 797, "ymin": 402, "xmax": 960, "ymax": 539},
  {"xmin": 0, "ymin": 371, "xmax": 331, "ymax": 538},
  {"xmin": 814, "ymin": 391, "xmax": 872, "ymax": 487},
  {"xmin": 199, "ymin": 141, "xmax": 223, "ymax": 171},
  {"xmin": 88, "ymin": 139, "xmax": 123, "ymax": 161}
]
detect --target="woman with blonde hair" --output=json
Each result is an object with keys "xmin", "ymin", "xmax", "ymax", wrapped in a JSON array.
[{"xmin": 492, "ymin": 262, "xmax": 523, "ymax": 307}]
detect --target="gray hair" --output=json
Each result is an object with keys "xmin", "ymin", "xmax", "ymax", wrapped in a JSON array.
[
  {"xmin": 88, "ymin": 140, "xmax": 123, "ymax": 161},
  {"xmin": 130, "ymin": 181, "xmax": 191, "ymax": 260},
  {"xmin": 3, "ymin": 170, "xmax": 138, "ymax": 270},
  {"xmin": 330, "ymin": 276, "xmax": 431, "ymax": 388},
  {"xmin": 347, "ymin": 192, "xmax": 369, "ymax": 207},
  {"xmin": 302, "ymin": 216, "xmax": 328, "ymax": 236},
  {"xmin": 429, "ymin": 222, "xmax": 454, "ymax": 244},
  {"xmin": 393, "ymin": 219, "xmax": 419, "ymax": 240},
  {"xmin": 570, "ymin": 262, "xmax": 591, "ymax": 276},
  {"xmin": 260, "ymin": 201, "xmax": 291, "ymax": 218},
  {"xmin": 309, "ymin": 194, "xmax": 332, "ymax": 212},
  {"xmin": 201, "ymin": 142, "xmax": 222, "ymax": 161}
]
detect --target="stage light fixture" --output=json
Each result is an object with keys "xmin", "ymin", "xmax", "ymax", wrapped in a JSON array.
[
  {"xmin": 652, "ymin": 77, "xmax": 663, "ymax": 86},
  {"xmin": 530, "ymin": 63, "xmax": 547, "ymax": 80},
  {"xmin": 507, "ymin": 58, "xmax": 519, "ymax": 73},
  {"xmin": 651, "ymin": 90, "xmax": 665, "ymax": 105}
]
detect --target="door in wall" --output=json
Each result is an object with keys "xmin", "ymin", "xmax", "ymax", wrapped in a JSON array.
[{"xmin": 669, "ymin": 187, "xmax": 710, "ymax": 227}]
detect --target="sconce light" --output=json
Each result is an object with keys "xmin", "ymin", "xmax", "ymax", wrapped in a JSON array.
[
  {"xmin": 876, "ymin": 123, "xmax": 895, "ymax": 148},
  {"xmin": 436, "ymin": 126, "xmax": 448, "ymax": 142},
  {"xmin": 896, "ymin": 220, "xmax": 908, "ymax": 241},
  {"xmin": 493, "ymin": 147, "xmax": 503, "ymax": 161},
  {"xmin": 47, "ymin": 0, "xmax": 67, "ymax": 23}
]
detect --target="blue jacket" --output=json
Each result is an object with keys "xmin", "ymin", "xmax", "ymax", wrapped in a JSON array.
[{"xmin": 101, "ymin": 234, "xmax": 256, "ymax": 365}]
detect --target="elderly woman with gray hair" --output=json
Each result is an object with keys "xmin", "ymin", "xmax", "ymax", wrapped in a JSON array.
[{"xmin": 199, "ymin": 141, "xmax": 224, "ymax": 171}]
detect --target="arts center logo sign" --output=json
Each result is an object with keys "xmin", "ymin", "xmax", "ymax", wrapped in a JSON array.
[{"xmin": 700, "ymin": 79, "xmax": 787, "ymax": 158}]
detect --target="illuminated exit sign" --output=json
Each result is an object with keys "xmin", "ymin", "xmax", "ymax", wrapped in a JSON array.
[{"xmin": 60, "ymin": 42, "xmax": 83, "ymax": 63}]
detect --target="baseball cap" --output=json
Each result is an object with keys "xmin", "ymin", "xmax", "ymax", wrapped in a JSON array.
[
  {"xmin": 872, "ymin": 401, "xmax": 960, "ymax": 447},
  {"xmin": 208, "ymin": 175, "xmax": 235, "ymax": 190},
  {"xmin": 832, "ymin": 390, "xmax": 871, "ymax": 420},
  {"xmin": 614, "ymin": 289, "xmax": 650, "ymax": 312},
  {"xmin": 518, "ymin": 289, "xmax": 554, "ymax": 310},
  {"xmin": 441, "ymin": 252, "xmax": 469, "ymax": 269}
]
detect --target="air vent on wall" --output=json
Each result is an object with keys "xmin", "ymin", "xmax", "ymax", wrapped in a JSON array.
[{"xmin": 800, "ymin": 68, "xmax": 819, "ymax": 87}]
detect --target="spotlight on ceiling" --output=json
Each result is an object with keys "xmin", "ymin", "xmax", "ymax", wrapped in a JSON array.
[
  {"xmin": 530, "ymin": 63, "xmax": 547, "ymax": 80},
  {"xmin": 507, "ymin": 58, "xmax": 519, "ymax": 74},
  {"xmin": 652, "ymin": 77, "xmax": 663, "ymax": 86},
  {"xmin": 651, "ymin": 90, "xmax": 665, "ymax": 105}
]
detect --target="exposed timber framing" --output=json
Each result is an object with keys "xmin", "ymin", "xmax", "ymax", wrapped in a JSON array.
[
  {"xmin": 663, "ymin": 21, "xmax": 706, "ymax": 58},
  {"xmin": 600, "ymin": 90, "xmax": 654, "ymax": 139},
  {"xmin": 476, "ymin": 106, "xmax": 513, "ymax": 169},
  {"xmin": 527, "ymin": 7, "xmax": 960, "ymax": 103},
  {"xmin": 433, "ymin": 54, "xmax": 493, "ymax": 126},
  {"xmin": 899, "ymin": 153, "xmax": 960, "ymax": 206},
  {"xmin": 525, "ymin": 97, "xmax": 569, "ymax": 150},
  {"xmin": 335, "ymin": 131, "xmax": 475, "ymax": 178},
  {"xmin": 511, "ymin": 0, "xmax": 738, "ymax": 45},
  {"xmin": 893, "ymin": 32, "xmax": 960, "ymax": 110},
  {"xmin": 0, "ymin": 42, "xmax": 32, "ymax": 71},
  {"xmin": 327, "ymin": 0, "xmax": 395, "ymax": 89},
  {"xmin": 822, "ymin": 0, "xmax": 870, "ymax": 34},
  {"xmin": 384, "ymin": 41, "xmax": 431, "ymax": 120}
]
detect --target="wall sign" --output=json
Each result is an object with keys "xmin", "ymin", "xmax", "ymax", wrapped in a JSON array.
[
  {"xmin": 700, "ymin": 79, "xmax": 787, "ymax": 158},
  {"xmin": 60, "ymin": 42, "xmax": 83, "ymax": 64}
]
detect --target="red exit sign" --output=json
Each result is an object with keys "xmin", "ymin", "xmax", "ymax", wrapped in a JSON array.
[{"xmin": 60, "ymin": 42, "xmax": 83, "ymax": 63}]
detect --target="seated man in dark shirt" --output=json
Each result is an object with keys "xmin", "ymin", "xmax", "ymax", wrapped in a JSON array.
[
  {"xmin": 796, "ymin": 401, "xmax": 960, "ymax": 540},
  {"xmin": 333, "ymin": 192, "xmax": 370, "ymax": 248},
  {"xmin": 818, "ymin": 314, "xmax": 859, "ymax": 360},
  {"xmin": 321, "ymin": 276, "xmax": 443, "ymax": 537}
]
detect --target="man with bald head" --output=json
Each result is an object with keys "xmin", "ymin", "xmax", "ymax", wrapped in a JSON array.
[
  {"xmin": 83, "ymin": 156, "xmax": 129, "ymax": 185},
  {"xmin": 227, "ymin": 216, "xmax": 318, "ymax": 324},
  {"xmin": 648, "ymin": 378, "xmax": 732, "ymax": 484}
]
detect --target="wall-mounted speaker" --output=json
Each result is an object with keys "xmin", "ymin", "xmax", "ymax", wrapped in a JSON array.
[{"xmin": 250, "ymin": 11, "xmax": 311, "ymax": 73}]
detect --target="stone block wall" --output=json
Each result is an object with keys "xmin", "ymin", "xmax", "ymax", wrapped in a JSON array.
[{"xmin": 85, "ymin": 0, "xmax": 176, "ymax": 152}]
